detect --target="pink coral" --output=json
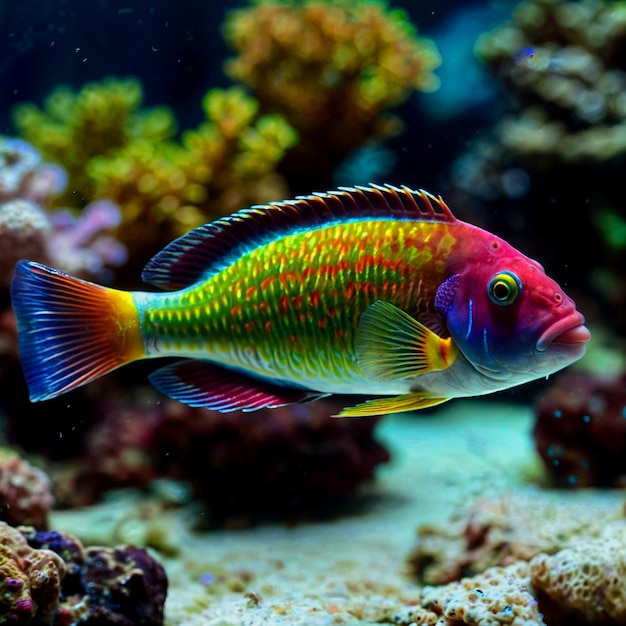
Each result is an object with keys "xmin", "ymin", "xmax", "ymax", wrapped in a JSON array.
[
  {"xmin": 0, "ymin": 447, "xmax": 54, "ymax": 529},
  {"xmin": 45, "ymin": 199, "xmax": 127, "ymax": 280}
]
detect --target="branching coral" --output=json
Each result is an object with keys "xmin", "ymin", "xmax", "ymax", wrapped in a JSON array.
[
  {"xmin": 12, "ymin": 77, "xmax": 175, "ymax": 209},
  {"xmin": 12, "ymin": 82, "xmax": 298, "ymax": 270},
  {"xmin": 222, "ymin": 0, "xmax": 440, "ymax": 180},
  {"xmin": 87, "ymin": 86, "xmax": 298, "ymax": 265}
]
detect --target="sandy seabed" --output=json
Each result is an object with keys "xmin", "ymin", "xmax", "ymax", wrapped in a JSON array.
[{"xmin": 50, "ymin": 400, "xmax": 619, "ymax": 626}]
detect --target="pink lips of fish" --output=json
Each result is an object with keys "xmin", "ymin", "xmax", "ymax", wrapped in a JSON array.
[{"xmin": 536, "ymin": 312, "xmax": 591, "ymax": 353}]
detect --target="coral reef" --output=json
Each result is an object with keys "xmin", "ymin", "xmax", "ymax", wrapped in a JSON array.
[
  {"xmin": 0, "ymin": 448, "xmax": 54, "ymax": 529},
  {"xmin": 0, "ymin": 521, "xmax": 65, "ymax": 625},
  {"xmin": 12, "ymin": 80, "xmax": 298, "ymax": 272},
  {"xmin": 222, "ymin": 0, "xmax": 440, "ymax": 185},
  {"xmin": 403, "ymin": 490, "xmax": 626, "ymax": 625},
  {"xmin": 16, "ymin": 524, "xmax": 168, "ymax": 626},
  {"xmin": 0, "ymin": 136, "xmax": 127, "ymax": 284},
  {"xmin": 11, "ymin": 77, "xmax": 175, "ymax": 209},
  {"xmin": 532, "ymin": 371, "xmax": 626, "ymax": 488},
  {"xmin": 46, "ymin": 387, "xmax": 389, "ymax": 527},
  {"xmin": 407, "ymin": 487, "xmax": 625, "ymax": 585}
]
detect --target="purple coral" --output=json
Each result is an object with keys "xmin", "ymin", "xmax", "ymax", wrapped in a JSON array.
[
  {"xmin": 0, "ymin": 137, "xmax": 66, "ymax": 204},
  {"xmin": 20, "ymin": 526, "xmax": 168, "ymax": 626},
  {"xmin": 0, "ymin": 136, "xmax": 126, "ymax": 284},
  {"xmin": 0, "ymin": 521, "xmax": 65, "ymax": 625},
  {"xmin": 45, "ymin": 199, "xmax": 128, "ymax": 280}
]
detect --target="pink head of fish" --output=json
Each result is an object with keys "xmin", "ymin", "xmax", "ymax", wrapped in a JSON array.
[{"xmin": 434, "ymin": 224, "xmax": 590, "ymax": 386}]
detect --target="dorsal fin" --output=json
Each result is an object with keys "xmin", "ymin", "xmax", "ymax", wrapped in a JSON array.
[{"xmin": 141, "ymin": 183, "xmax": 457, "ymax": 290}]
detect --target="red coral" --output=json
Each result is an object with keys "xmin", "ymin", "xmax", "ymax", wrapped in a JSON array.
[
  {"xmin": 153, "ymin": 396, "xmax": 390, "ymax": 527},
  {"xmin": 50, "ymin": 384, "xmax": 389, "ymax": 526},
  {"xmin": 533, "ymin": 372, "xmax": 626, "ymax": 487}
]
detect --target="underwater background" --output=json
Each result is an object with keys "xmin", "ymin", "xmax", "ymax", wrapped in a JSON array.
[{"xmin": 1, "ymin": 1, "xmax": 626, "ymax": 624}]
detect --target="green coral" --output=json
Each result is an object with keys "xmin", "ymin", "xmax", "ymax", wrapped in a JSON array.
[
  {"xmin": 12, "ymin": 81, "xmax": 298, "ymax": 266},
  {"xmin": 87, "ymin": 86, "xmax": 297, "ymax": 260},
  {"xmin": 12, "ymin": 77, "xmax": 175, "ymax": 207}
]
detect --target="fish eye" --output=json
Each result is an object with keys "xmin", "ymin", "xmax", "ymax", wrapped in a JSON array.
[{"xmin": 487, "ymin": 271, "xmax": 522, "ymax": 306}]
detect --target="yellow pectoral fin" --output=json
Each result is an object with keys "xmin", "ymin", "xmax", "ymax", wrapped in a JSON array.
[
  {"xmin": 335, "ymin": 393, "xmax": 450, "ymax": 417},
  {"xmin": 355, "ymin": 300, "xmax": 458, "ymax": 381}
]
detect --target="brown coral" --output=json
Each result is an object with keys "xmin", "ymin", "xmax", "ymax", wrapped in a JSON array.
[
  {"xmin": 530, "ymin": 521, "xmax": 626, "ymax": 623},
  {"xmin": 394, "ymin": 562, "xmax": 544, "ymax": 626},
  {"xmin": 223, "ymin": 0, "xmax": 440, "ymax": 183},
  {"xmin": 0, "ymin": 448, "xmax": 54, "ymax": 529}
]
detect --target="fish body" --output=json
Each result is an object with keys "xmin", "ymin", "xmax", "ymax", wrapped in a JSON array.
[{"xmin": 11, "ymin": 185, "xmax": 590, "ymax": 416}]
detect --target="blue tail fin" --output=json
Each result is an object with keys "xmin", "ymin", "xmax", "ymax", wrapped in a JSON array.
[{"xmin": 10, "ymin": 261, "xmax": 144, "ymax": 401}]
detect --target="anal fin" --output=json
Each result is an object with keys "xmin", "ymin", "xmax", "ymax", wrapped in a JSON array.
[
  {"xmin": 336, "ymin": 393, "xmax": 450, "ymax": 417},
  {"xmin": 149, "ymin": 360, "xmax": 327, "ymax": 412}
]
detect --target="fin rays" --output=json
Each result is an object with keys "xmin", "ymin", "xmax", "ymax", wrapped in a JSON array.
[{"xmin": 142, "ymin": 184, "xmax": 457, "ymax": 290}]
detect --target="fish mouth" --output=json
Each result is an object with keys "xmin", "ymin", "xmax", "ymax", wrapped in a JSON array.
[{"xmin": 536, "ymin": 313, "xmax": 591, "ymax": 352}]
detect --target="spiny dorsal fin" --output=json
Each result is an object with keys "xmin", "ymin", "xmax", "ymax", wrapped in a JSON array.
[{"xmin": 142, "ymin": 184, "xmax": 458, "ymax": 290}]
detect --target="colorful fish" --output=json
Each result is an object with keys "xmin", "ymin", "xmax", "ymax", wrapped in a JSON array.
[{"xmin": 10, "ymin": 185, "xmax": 590, "ymax": 417}]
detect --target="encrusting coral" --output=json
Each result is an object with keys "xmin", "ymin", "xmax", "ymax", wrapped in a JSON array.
[
  {"xmin": 403, "ymin": 489, "xmax": 626, "ymax": 625},
  {"xmin": 394, "ymin": 562, "xmax": 543, "ymax": 626},
  {"xmin": 0, "ymin": 448, "xmax": 54, "ymax": 529},
  {"xmin": 0, "ymin": 521, "xmax": 65, "ymax": 625},
  {"xmin": 530, "ymin": 521, "xmax": 626, "ymax": 623},
  {"xmin": 222, "ymin": 0, "xmax": 441, "ymax": 182},
  {"xmin": 407, "ymin": 487, "xmax": 625, "ymax": 585},
  {"xmin": 0, "ymin": 521, "xmax": 168, "ymax": 625}
]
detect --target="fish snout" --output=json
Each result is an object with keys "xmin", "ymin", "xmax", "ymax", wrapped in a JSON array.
[{"xmin": 536, "ymin": 311, "xmax": 590, "ymax": 353}]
